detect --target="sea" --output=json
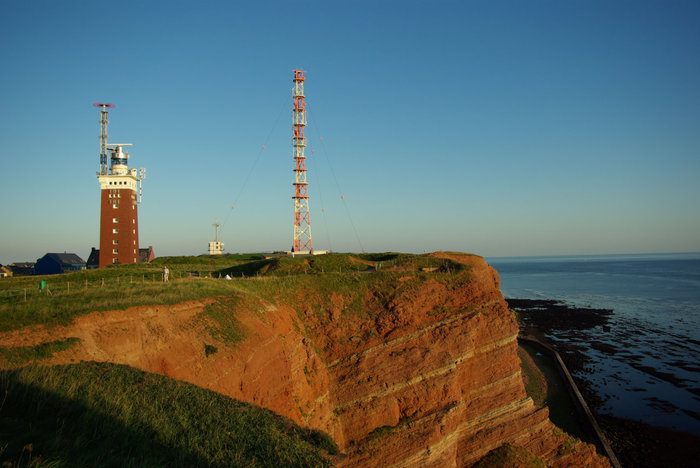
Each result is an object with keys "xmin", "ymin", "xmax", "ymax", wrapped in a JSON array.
[{"xmin": 487, "ymin": 253, "xmax": 700, "ymax": 436}]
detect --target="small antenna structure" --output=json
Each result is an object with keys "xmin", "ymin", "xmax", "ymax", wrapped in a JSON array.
[{"xmin": 213, "ymin": 220, "xmax": 221, "ymax": 242}]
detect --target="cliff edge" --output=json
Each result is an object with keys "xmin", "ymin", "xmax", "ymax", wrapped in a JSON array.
[{"xmin": 0, "ymin": 252, "xmax": 609, "ymax": 467}]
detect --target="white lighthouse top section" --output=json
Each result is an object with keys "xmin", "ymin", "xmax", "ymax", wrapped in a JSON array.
[{"xmin": 97, "ymin": 145, "xmax": 143, "ymax": 192}]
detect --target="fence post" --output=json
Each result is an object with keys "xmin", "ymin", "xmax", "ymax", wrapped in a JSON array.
[
  {"xmin": 24, "ymin": 289, "xmax": 26, "ymax": 301},
  {"xmin": 101, "ymin": 278, "xmax": 104, "ymax": 288},
  {"xmin": 67, "ymin": 282, "xmax": 70, "ymax": 294},
  {"xmin": 85, "ymin": 279, "xmax": 88, "ymax": 290}
]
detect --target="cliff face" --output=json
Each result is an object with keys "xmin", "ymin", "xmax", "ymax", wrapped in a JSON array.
[{"xmin": 0, "ymin": 253, "xmax": 608, "ymax": 467}]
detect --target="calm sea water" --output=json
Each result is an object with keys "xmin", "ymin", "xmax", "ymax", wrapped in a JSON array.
[{"xmin": 487, "ymin": 253, "xmax": 700, "ymax": 435}]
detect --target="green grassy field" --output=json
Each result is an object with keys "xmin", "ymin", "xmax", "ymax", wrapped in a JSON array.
[
  {"xmin": 472, "ymin": 444, "xmax": 547, "ymax": 468},
  {"xmin": 0, "ymin": 361, "xmax": 337, "ymax": 467},
  {"xmin": 0, "ymin": 338, "xmax": 81, "ymax": 366}
]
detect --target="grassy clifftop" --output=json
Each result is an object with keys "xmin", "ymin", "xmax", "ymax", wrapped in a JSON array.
[
  {"xmin": 0, "ymin": 252, "xmax": 472, "ymax": 332},
  {"xmin": 0, "ymin": 361, "xmax": 337, "ymax": 467}
]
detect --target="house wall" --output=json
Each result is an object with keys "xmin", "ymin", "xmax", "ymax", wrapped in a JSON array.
[{"xmin": 35, "ymin": 257, "xmax": 61, "ymax": 275}]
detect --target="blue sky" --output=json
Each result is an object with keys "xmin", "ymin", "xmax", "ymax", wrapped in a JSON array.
[{"xmin": 1, "ymin": 0, "xmax": 699, "ymax": 263}]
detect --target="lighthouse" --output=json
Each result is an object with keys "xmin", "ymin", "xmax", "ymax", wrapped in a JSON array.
[{"xmin": 94, "ymin": 103, "xmax": 146, "ymax": 268}]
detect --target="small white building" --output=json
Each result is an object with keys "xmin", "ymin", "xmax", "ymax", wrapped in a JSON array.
[
  {"xmin": 208, "ymin": 240, "xmax": 224, "ymax": 255},
  {"xmin": 208, "ymin": 221, "xmax": 224, "ymax": 255}
]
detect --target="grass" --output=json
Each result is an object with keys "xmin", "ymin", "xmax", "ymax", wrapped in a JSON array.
[
  {"xmin": 517, "ymin": 345, "xmax": 547, "ymax": 407},
  {"xmin": 203, "ymin": 344, "xmax": 218, "ymax": 357},
  {"xmin": 0, "ymin": 252, "xmax": 473, "ymax": 333},
  {"xmin": 0, "ymin": 276, "xmax": 243, "ymax": 332},
  {"xmin": 472, "ymin": 444, "xmax": 547, "ymax": 468},
  {"xmin": 0, "ymin": 361, "xmax": 337, "ymax": 467},
  {"xmin": 0, "ymin": 338, "xmax": 80, "ymax": 366},
  {"xmin": 203, "ymin": 296, "xmax": 246, "ymax": 345},
  {"xmin": 518, "ymin": 342, "xmax": 589, "ymax": 442}
]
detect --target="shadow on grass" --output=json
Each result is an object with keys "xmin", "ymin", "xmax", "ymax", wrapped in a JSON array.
[
  {"xmin": 216, "ymin": 259, "xmax": 278, "ymax": 278},
  {"xmin": 0, "ymin": 362, "xmax": 336, "ymax": 467},
  {"xmin": 0, "ymin": 378, "xmax": 210, "ymax": 467}
]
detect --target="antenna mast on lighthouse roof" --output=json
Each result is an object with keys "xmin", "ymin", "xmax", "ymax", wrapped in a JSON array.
[
  {"xmin": 291, "ymin": 69, "xmax": 313, "ymax": 253},
  {"xmin": 93, "ymin": 102, "xmax": 114, "ymax": 175}
]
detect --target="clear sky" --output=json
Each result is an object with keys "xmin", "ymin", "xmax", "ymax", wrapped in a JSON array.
[{"xmin": 1, "ymin": 0, "xmax": 699, "ymax": 263}]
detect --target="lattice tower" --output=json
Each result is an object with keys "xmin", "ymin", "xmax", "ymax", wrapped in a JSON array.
[
  {"xmin": 93, "ymin": 103, "xmax": 114, "ymax": 175},
  {"xmin": 292, "ymin": 70, "xmax": 312, "ymax": 252}
]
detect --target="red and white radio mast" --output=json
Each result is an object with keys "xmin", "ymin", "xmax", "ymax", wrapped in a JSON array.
[{"xmin": 291, "ymin": 70, "xmax": 313, "ymax": 253}]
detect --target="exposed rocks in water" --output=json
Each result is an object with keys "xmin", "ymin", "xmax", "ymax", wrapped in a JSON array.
[{"xmin": 507, "ymin": 298, "xmax": 700, "ymax": 468}]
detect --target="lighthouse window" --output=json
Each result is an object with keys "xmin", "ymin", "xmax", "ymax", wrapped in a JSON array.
[
  {"xmin": 113, "ymin": 258, "xmax": 118, "ymax": 264},
  {"xmin": 113, "ymin": 249, "xmax": 118, "ymax": 254},
  {"xmin": 113, "ymin": 240, "xmax": 118, "ymax": 245},
  {"xmin": 113, "ymin": 203, "xmax": 118, "ymax": 208},
  {"xmin": 113, "ymin": 228, "xmax": 119, "ymax": 234},
  {"xmin": 113, "ymin": 218, "xmax": 118, "ymax": 223}
]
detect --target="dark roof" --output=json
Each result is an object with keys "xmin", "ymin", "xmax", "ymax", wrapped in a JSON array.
[
  {"xmin": 42, "ymin": 253, "xmax": 86, "ymax": 265},
  {"xmin": 9, "ymin": 263, "xmax": 34, "ymax": 275}
]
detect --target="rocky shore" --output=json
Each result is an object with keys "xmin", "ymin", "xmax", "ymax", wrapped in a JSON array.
[{"xmin": 507, "ymin": 298, "xmax": 700, "ymax": 468}]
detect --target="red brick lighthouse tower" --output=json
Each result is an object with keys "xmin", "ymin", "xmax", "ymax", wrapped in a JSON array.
[{"xmin": 94, "ymin": 103, "xmax": 146, "ymax": 268}]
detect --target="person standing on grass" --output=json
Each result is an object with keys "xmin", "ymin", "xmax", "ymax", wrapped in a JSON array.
[{"xmin": 163, "ymin": 265, "xmax": 169, "ymax": 282}]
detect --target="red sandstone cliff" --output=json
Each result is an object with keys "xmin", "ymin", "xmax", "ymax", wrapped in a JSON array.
[{"xmin": 0, "ymin": 252, "xmax": 609, "ymax": 467}]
